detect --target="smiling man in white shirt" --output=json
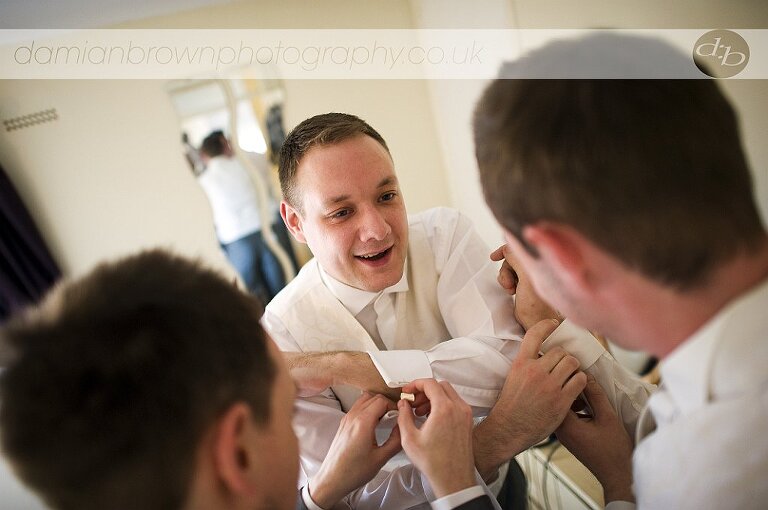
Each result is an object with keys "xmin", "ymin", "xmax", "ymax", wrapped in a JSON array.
[
  {"xmin": 473, "ymin": 34, "xmax": 768, "ymax": 508},
  {"xmin": 262, "ymin": 112, "xmax": 653, "ymax": 509}
]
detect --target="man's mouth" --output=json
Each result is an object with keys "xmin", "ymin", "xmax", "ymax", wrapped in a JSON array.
[{"xmin": 355, "ymin": 247, "xmax": 392, "ymax": 262}]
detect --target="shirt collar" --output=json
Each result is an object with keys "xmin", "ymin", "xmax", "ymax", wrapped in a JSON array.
[
  {"xmin": 319, "ymin": 260, "xmax": 410, "ymax": 316},
  {"xmin": 659, "ymin": 276, "xmax": 768, "ymax": 414}
]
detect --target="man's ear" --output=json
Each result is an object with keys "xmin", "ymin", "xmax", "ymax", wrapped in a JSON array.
[
  {"xmin": 212, "ymin": 403, "xmax": 264, "ymax": 499},
  {"xmin": 281, "ymin": 201, "xmax": 307, "ymax": 244},
  {"xmin": 522, "ymin": 222, "xmax": 595, "ymax": 294}
]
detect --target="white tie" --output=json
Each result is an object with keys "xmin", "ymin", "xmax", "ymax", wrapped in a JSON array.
[
  {"xmin": 356, "ymin": 300, "xmax": 387, "ymax": 351},
  {"xmin": 374, "ymin": 292, "xmax": 397, "ymax": 350}
]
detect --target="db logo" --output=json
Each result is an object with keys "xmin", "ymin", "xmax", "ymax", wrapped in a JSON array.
[{"xmin": 693, "ymin": 29, "xmax": 749, "ymax": 78}]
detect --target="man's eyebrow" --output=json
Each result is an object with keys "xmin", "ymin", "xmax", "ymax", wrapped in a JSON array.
[
  {"xmin": 325, "ymin": 193, "xmax": 351, "ymax": 206},
  {"xmin": 324, "ymin": 177, "xmax": 397, "ymax": 206},
  {"xmin": 377, "ymin": 176, "xmax": 397, "ymax": 188}
]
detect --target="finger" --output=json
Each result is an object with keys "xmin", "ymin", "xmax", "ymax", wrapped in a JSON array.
[
  {"xmin": 396, "ymin": 399, "xmax": 418, "ymax": 438},
  {"xmin": 375, "ymin": 425, "xmax": 403, "ymax": 463},
  {"xmin": 550, "ymin": 354, "xmax": 580, "ymax": 383},
  {"xmin": 519, "ymin": 319, "xmax": 560, "ymax": 359},
  {"xmin": 402, "ymin": 378, "xmax": 449, "ymax": 404},
  {"xmin": 411, "ymin": 391, "xmax": 429, "ymax": 409},
  {"xmin": 349, "ymin": 391, "xmax": 377, "ymax": 415},
  {"xmin": 555, "ymin": 409, "xmax": 584, "ymax": 442},
  {"xmin": 517, "ymin": 319, "xmax": 560, "ymax": 359},
  {"xmin": 562, "ymin": 371, "xmax": 588, "ymax": 402},
  {"xmin": 359, "ymin": 394, "xmax": 397, "ymax": 420},
  {"xmin": 490, "ymin": 244, "xmax": 506, "ymax": 261},
  {"xmin": 497, "ymin": 263, "xmax": 518, "ymax": 292},
  {"xmin": 539, "ymin": 346, "xmax": 568, "ymax": 372},
  {"xmin": 414, "ymin": 401, "xmax": 431, "ymax": 416}
]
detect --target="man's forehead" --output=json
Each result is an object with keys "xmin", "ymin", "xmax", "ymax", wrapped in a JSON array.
[
  {"xmin": 300, "ymin": 136, "xmax": 392, "ymax": 171},
  {"xmin": 321, "ymin": 176, "xmax": 398, "ymax": 205}
]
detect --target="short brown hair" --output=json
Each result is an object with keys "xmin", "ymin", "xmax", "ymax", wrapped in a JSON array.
[
  {"xmin": 278, "ymin": 113, "xmax": 389, "ymax": 210},
  {"xmin": 0, "ymin": 250, "xmax": 275, "ymax": 510},
  {"xmin": 475, "ymin": 44, "xmax": 764, "ymax": 289}
]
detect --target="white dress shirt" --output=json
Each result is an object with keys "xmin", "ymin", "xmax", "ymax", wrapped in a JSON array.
[
  {"xmin": 301, "ymin": 477, "xmax": 487, "ymax": 510},
  {"xmin": 197, "ymin": 154, "xmax": 277, "ymax": 243},
  {"xmin": 606, "ymin": 276, "xmax": 768, "ymax": 509},
  {"xmin": 264, "ymin": 207, "xmax": 653, "ymax": 509}
]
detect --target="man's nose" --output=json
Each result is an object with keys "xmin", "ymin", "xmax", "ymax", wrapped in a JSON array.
[{"xmin": 359, "ymin": 206, "xmax": 391, "ymax": 242}]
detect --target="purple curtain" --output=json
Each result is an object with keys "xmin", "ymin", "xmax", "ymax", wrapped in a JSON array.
[{"xmin": 0, "ymin": 164, "xmax": 60, "ymax": 322}]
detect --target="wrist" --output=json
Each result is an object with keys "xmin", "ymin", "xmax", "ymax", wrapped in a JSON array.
[
  {"xmin": 473, "ymin": 418, "xmax": 516, "ymax": 481},
  {"xmin": 307, "ymin": 475, "xmax": 342, "ymax": 509},
  {"xmin": 428, "ymin": 467, "xmax": 477, "ymax": 499},
  {"xmin": 337, "ymin": 352, "xmax": 397, "ymax": 397},
  {"xmin": 603, "ymin": 484, "xmax": 635, "ymax": 504},
  {"xmin": 600, "ymin": 473, "xmax": 634, "ymax": 504}
]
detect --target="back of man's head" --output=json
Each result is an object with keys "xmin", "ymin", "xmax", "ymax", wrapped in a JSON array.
[
  {"xmin": 278, "ymin": 112, "xmax": 390, "ymax": 211},
  {"xmin": 0, "ymin": 250, "xmax": 275, "ymax": 510},
  {"xmin": 474, "ymin": 34, "xmax": 765, "ymax": 290},
  {"xmin": 200, "ymin": 130, "xmax": 227, "ymax": 158}
]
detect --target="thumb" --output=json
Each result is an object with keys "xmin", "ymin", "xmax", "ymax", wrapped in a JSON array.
[
  {"xmin": 582, "ymin": 375, "xmax": 613, "ymax": 418},
  {"xmin": 519, "ymin": 318, "xmax": 560, "ymax": 359},
  {"xmin": 557, "ymin": 409, "xmax": 579, "ymax": 433},
  {"xmin": 396, "ymin": 399, "xmax": 418, "ymax": 439},
  {"xmin": 490, "ymin": 244, "xmax": 506, "ymax": 261},
  {"xmin": 555, "ymin": 409, "xmax": 584, "ymax": 446}
]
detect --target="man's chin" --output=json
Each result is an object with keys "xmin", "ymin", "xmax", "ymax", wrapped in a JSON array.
[{"xmin": 357, "ymin": 270, "xmax": 404, "ymax": 292}]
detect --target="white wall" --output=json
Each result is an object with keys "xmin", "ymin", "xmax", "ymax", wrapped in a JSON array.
[
  {"xmin": 0, "ymin": 0, "xmax": 449, "ymax": 278},
  {"xmin": 0, "ymin": 79, "xmax": 236, "ymax": 278},
  {"xmin": 410, "ymin": 0, "xmax": 515, "ymax": 247}
]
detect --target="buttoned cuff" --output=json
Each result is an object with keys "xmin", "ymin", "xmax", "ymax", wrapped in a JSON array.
[
  {"xmin": 367, "ymin": 350, "xmax": 432, "ymax": 387},
  {"xmin": 301, "ymin": 484, "xmax": 326, "ymax": 510},
  {"xmin": 430, "ymin": 485, "xmax": 486, "ymax": 510},
  {"xmin": 541, "ymin": 320, "xmax": 604, "ymax": 370}
]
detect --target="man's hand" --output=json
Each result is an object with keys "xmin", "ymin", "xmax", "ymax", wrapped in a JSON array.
[
  {"xmin": 491, "ymin": 244, "xmax": 559, "ymax": 330},
  {"xmin": 308, "ymin": 393, "xmax": 403, "ymax": 507},
  {"xmin": 397, "ymin": 379, "xmax": 477, "ymax": 499},
  {"xmin": 473, "ymin": 319, "xmax": 587, "ymax": 480},
  {"xmin": 283, "ymin": 351, "xmax": 399, "ymax": 399},
  {"xmin": 556, "ymin": 375, "xmax": 635, "ymax": 503}
]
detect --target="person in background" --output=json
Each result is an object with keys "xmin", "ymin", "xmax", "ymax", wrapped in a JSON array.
[
  {"xmin": 473, "ymin": 34, "xmax": 768, "ymax": 508},
  {"xmin": 198, "ymin": 130, "xmax": 297, "ymax": 303}
]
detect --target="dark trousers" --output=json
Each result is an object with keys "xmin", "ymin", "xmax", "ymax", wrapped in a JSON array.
[
  {"xmin": 222, "ymin": 219, "xmax": 298, "ymax": 304},
  {"xmin": 496, "ymin": 458, "xmax": 528, "ymax": 510}
]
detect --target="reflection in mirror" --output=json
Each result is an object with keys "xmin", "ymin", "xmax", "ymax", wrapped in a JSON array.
[{"xmin": 167, "ymin": 78, "xmax": 303, "ymax": 303}]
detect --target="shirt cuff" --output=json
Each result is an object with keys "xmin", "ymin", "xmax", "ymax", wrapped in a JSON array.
[
  {"xmin": 605, "ymin": 501, "xmax": 636, "ymax": 510},
  {"xmin": 367, "ymin": 350, "xmax": 433, "ymax": 387},
  {"xmin": 541, "ymin": 320, "xmax": 605, "ymax": 370},
  {"xmin": 430, "ymin": 485, "xmax": 486, "ymax": 510},
  {"xmin": 301, "ymin": 484, "xmax": 326, "ymax": 510}
]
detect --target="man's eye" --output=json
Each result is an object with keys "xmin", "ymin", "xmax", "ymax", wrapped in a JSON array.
[
  {"xmin": 332, "ymin": 209, "xmax": 350, "ymax": 219},
  {"xmin": 380, "ymin": 192, "xmax": 396, "ymax": 202}
]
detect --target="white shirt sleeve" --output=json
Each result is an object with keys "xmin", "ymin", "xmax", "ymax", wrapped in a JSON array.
[
  {"xmin": 430, "ymin": 486, "xmax": 486, "ymax": 510},
  {"xmin": 301, "ymin": 484, "xmax": 326, "ymax": 510},
  {"xmin": 544, "ymin": 321, "xmax": 655, "ymax": 439}
]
